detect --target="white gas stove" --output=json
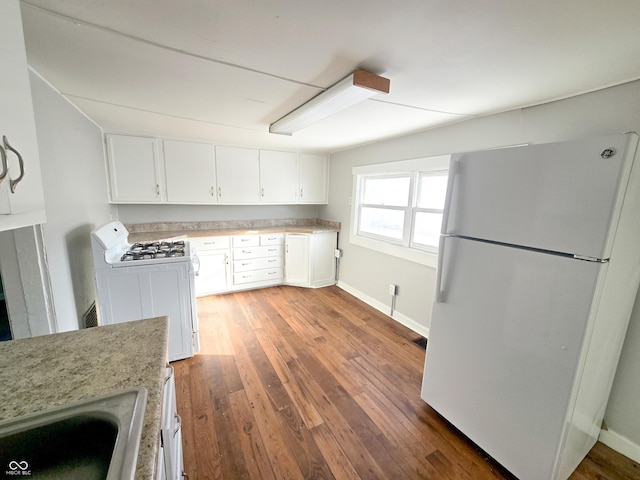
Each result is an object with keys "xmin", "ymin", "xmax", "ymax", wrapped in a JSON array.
[{"xmin": 90, "ymin": 221, "xmax": 199, "ymax": 361}]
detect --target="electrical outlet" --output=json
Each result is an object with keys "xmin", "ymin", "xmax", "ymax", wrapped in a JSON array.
[{"xmin": 389, "ymin": 284, "xmax": 397, "ymax": 296}]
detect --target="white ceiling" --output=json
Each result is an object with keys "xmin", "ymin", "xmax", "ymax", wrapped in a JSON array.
[{"xmin": 20, "ymin": 0, "xmax": 640, "ymax": 153}]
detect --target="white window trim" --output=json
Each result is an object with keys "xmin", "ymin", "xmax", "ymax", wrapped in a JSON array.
[{"xmin": 350, "ymin": 154, "xmax": 450, "ymax": 269}]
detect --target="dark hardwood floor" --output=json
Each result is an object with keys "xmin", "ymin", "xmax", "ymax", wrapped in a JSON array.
[{"xmin": 173, "ymin": 285, "xmax": 639, "ymax": 479}]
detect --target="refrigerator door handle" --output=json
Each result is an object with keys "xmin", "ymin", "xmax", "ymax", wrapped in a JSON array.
[
  {"xmin": 441, "ymin": 159, "xmax": 458, "ymax": 234},
  {"xmin": 435, "ymin": 235, "xmax": 446, "ymax": 303}
]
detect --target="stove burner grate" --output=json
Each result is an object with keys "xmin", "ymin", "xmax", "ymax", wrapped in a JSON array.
[{"xmin": 121, "ymin": 240, "xmax": 186, "ymax": 261}]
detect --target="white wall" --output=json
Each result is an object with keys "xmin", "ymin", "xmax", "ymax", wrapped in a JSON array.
[
  {"xmin": 29, "ymin": 71, "xmax": 114, "ymax": 332},
  {"xmin": 116, "ymin": 203, "xmax": 320, "ymax": 225},
  {"xmin": 320, "ymin": 79, "xmax": 640, "ymax": 457}
]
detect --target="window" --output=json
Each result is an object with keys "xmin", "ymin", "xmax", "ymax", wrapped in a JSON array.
[
  {"xmin": 357, "ymin": 175, "xmax": 411, "ymax": 242},
  {"xmin": 350, "ymin": 155, "xmax": 450, "ymax": 267},
  {"xmin": 411, "ymin": 171, "xmax": 448, "ymax": 251}
]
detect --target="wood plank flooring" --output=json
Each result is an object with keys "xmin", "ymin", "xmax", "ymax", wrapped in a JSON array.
[{"xmin": 172, "ymin": 285, "xmax": 639, "ymax": 479}]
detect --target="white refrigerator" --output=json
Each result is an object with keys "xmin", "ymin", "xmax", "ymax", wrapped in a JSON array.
[{"xmin": 421, "ymin": 133, "xmax": 640, "ymax": 480}]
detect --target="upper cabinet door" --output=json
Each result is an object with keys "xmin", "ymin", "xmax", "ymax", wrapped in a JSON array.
[
  {"xmin": 0, "ymin": 0, "xmax": 46, "ymax": 230},
  {"xmin": 106, "ymin": 134, "xmax": 164, "ymax": 203},
  {"xmin": 299, "ymin": 154, "xmax": 328, "ymax": 204},
  {"xmin": 259, "ymin": 150, "xmax": 298, "ymax": 204},
  {"xmin": 163, "ymin": 139, "xmax": 216, "ymax": 204},
  {"xmin": 215, "ymin": 145, "xmax": 260, "ymax": 204}
]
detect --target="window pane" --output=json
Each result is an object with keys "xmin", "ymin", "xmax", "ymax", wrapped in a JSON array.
[
  {"xmin": 359, "ymin": 207, "xmax": 405, "ymax": 240},
  {"xmin": 363, "ymin": 176, "xmax": 410, "ymax": 207},
  {"xmin": 413, "ymin": 212, "xmax": 443, "ymax": 248},
  {"xmin": 418, "ymin": 173, "xmax": 448, "ymax": 209}
]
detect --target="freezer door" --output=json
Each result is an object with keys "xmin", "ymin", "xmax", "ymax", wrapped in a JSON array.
[
  {"xmin": 422, "ymin": 237, "xmax": 603, "ymax": 480},
  {"xmin": 444, "ymin": 133, "xmax": 638, "ymax": 259}
]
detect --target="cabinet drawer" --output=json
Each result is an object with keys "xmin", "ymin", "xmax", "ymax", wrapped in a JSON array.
[
  {"xmin": 232, "ymin": 235, "xmax": 260, "ymax": 247},
  {"xmin": 233, "ymin": 245, "xmax": 283, "ymax": 260},
  {"xmin": 260, "ymin": 233, "xmax": 284, "ymax": 245},
  {"xmin": 233, "ymin": 267, "xmax": 283, "ymax": 285},
  {"xmin": 189, "ymin": 235, "xmax": 230, "ymax": 251},
  {"xmin": 233, "ymin": 256, "xmax": 282, "ymax": 273}
]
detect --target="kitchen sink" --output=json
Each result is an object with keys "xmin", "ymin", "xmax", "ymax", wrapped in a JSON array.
[{"xmin": 0, "ymin": 387, "xmax": 147, "ymax": 480}]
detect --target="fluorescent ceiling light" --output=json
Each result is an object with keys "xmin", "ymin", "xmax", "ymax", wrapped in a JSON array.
[{"xmin": 269, "ymin": 69, "xmax": 390, "ymax": 135}]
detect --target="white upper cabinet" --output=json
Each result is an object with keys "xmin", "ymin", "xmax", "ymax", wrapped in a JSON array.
[
  {"xmin": 106, "ymin": 134, "xmax": 164, "ymax": 203},
  {"xmin": 215, "ymin": 145, "xmax": 260, "ymax": 204},
  {"xmin": 299, "ymin": 154, "xmax": 329, "ymax": 204},
  {"xmin": 103, "ymin": 134, "xmax": 329, "ymax": 205},
  {"xmin": 259, "ymin": 150, "xmax": 299, "ymax": 204},
  {"xmin": 0, "ymin": 0, "xmax": 46, "ymax": 231},
  {"xmin": 163, "ymin": 139, "xmax": 216, "ymax": 204}
]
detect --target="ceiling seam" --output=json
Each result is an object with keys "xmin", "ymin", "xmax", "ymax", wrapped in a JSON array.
[
  {"xmin": 62, "ymin": 93, "xmax": 267, "ymax": 132},
  {"xmin": 21, "ymin": 1, "xmax": 325, "ymax": 91}
]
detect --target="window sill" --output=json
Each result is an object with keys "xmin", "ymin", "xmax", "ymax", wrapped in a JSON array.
[{"xmin": 349, "ymin": 233, "xmax": 438, "ymax": 268}]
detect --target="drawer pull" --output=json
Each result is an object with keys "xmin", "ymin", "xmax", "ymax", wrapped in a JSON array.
[
  {"xmin": 268, "ymin": 248, "xmax": 276, "ymax": 252},
  {"xmin": 242, "ymin": 250, "xmax": 252, "ymax": 254},
  {"xmin": 241, "ymin": 238, "xmax": 251, "ymax": 242},
  {"xmin": 242, "ymin": 262, "xmax": 250, "ymax": 266},
  {"xmin": 268, "ymin": 259, "xmax": 276, "ymax": 263},
  {"xmin": 242, "ymin": 275, "xmax": 252, "ymax": 279},
  {"xmin": 268, "ymin": 271, "xmax": 277, "ymax": 275}
]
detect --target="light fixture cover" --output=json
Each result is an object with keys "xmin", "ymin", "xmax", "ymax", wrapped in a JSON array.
[{"xmin": 269, "ymin": 69, "xmax": 390, "ymax": 135}]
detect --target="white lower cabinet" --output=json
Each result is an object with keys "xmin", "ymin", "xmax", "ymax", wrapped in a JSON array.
[
  {"xmin": 285, "ymin": 232, "xmax": 337, "ymax": 288},
  {"xmin": 157, "ymin": 365, "xmax": 184, "ymax": 480},
  {"xmin": 231, "ymin": 233, "xmax": 283, "ymax": 289},
  {"xmin": 190, "ymin": 236, "xmax": 230, "ymax": 296},
  {"xmin": 186, "ymin": 230, "xmax": 337, "ymax": 295}
]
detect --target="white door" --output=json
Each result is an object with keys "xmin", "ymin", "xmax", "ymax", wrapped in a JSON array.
[
  {"xmin": 106, "ymin": 134, "xmax": 163, "ymax": 203},
  {"xmin": 0, "ymin": 0, "xmax": 46, "ymax": 221},
  {"xmin": 195, "ymin": 251, "xmax": 229, "ymax": 296},
  {"xmin": 299, "ymin": 154, "xmax": 328, "ymax": 204},
  {"xmin": 215, "ymin": 145, "xmax": 260, "ymax": 203},
  {"xmin": 259, "ymin": 150, "xmax": 298, "ymax": 203},
  {"xmin": 284, "ymin": 233, "xmax": 309, "ymax": 286},
  {"xmin": 445, "ymin": 133, "xmax": 637, "ymax": 259},
  {"xmin": 422, "ymin": 236, "xmax": 604, "ymax": 480},
  {"xmin": 163, "ymin": 139, "xmax": 216, "ymax": 204}
]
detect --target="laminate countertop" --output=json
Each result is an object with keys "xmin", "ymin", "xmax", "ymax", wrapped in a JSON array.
[
  {"xmin": 0, "ymin": 316, "xmax": 169, "ymax": 479},
  {"xmin": 127, "ymin": 223, "xmax": 339, "ymax": 243}
]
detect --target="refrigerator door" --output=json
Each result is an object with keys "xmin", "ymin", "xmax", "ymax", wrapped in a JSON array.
[
  {"xmin": 444, "ymin": 133, "xmax": 638, "ymax": 259},
  {"xmin": 422, "ymin": 236, "xmax": 604, "ymax": 480}
]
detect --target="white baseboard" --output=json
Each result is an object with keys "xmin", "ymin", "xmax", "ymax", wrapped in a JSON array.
[
  {"xmin": 337, "ymin": 281, "xmax": 429, "ymax": 339},
  {"xmin": 599, "ymin": 428, "xmax": 640, "ymax": 463}
]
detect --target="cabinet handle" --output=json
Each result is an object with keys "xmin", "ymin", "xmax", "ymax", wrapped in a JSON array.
[
  {"xmin": 173, "ymin": 413, "xmax": 182, "ymax": 437},
  {"xmin": 210, "ymin": 186, "xmax": 215, "ymax": 197},
  {"xmin": 3, "ymin": 136, "xmax": 25, "ymax": 193},
  {"xmin": 261, "ymin": 187, "xmax": 264, "ymax": 197},
  {"xmin": 242, "ymin": 249, "xmax": 252, "ymax": 254},
  {"xmin": 241, "ymin": 238, "xmax": 251, "ymax": 242},
  {"xmin": 300, "ymin": 188, "xmax": 303, "ymax": 198},
  {"xmin": 268, "ymin": 259, "xmax": 276, "ymax": 263},
  {"xmin": 0, "ymin": 145, "xmax": 8, "ymax": 184},
  {"xmin": 218, "ymin": 186, "xmax": 222, "ymax": 197},
  {"xmin": 155, "ymin": 184, "xmax": 160, "ymax": 196},
  {"xmin": 242, "ymin": 274, "xmax": 252, "ymax": 279},
  {"xmin": 268, "ymin": 271, "xmax": 277, "ymax": 275},
  {"xmin": 242, "ymin": 262, "xmax": 250, "ymax": 266},
  {"xmin": 268, "ymin": 248, "xmax": 276, "ymax": 252},
  {"xmin": 164, "ymin": 365, "xmax": 174, "ymax": 385}
]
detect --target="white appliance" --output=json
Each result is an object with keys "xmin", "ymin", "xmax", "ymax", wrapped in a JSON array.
[
  {"xmin": 421, "ymin": 133, "xmax": 640, "ymax": 480},
  {"xmin": 91, "ymin": 221, "xmax": 200, "ymax": 362}
]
